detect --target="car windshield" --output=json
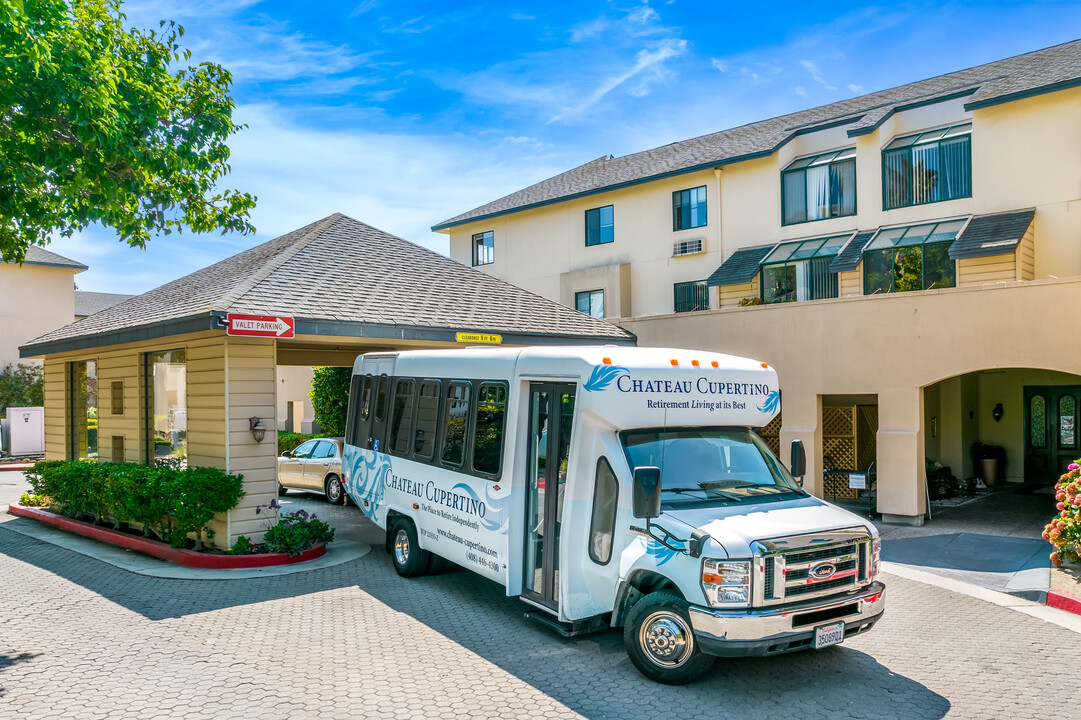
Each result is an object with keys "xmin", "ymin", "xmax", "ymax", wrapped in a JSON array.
[{"xmin": 620, "ymin": 427, "xmax": 803, "ymax": 505}]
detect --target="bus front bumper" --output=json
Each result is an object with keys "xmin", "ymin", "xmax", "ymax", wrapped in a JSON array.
[{"xmin": 688, "ymin": 581, "xmax": 885, "ymax": 658}]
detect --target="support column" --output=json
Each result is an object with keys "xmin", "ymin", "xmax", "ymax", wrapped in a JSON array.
[
  {"xmin": 780, "ymin": 390, "xmax": 821, "ymax": 496},
  {"xmin": 877, "ymin": 387, "xmax": 926, "ymax": 525}
]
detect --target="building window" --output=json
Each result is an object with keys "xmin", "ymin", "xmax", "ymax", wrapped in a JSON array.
[
  {"xmin": 585, "ymin": 205, "xmax": 614, "ymax": 246},
  {"xmin": 673, "ymin": 186, "xmax": 707, "ymax": 230},
  {"xmin": 760, "ymin": 234, "xmax": 849, "ymax": 303},
  {"xmin": 575, "ymin": 289, "xmax": 605, "ymax": 319},
  {"xmin": 782, "ymin": 148, "xmax": 856, "ymax": 225},
  {"xmin": 862, "ymin": 219, "xmax": 965, "ymax": 294},
  {"xmin": 673, "ymin": 280, "xmax": 709, "ymax": 313},
  {"xmin": 145, "ymin": 349, "xmax": 186, "ymax": 464},
  {"xmin": 472, "ymin": 231, "xmax": 494, "ymax": 266},
  {"xmin": 883, "ymin": 123, "xmax": 971, "ymax": 210},
  {"xmin": 69, "ymin": 360, "xmax": 97, "ymax": 460}
]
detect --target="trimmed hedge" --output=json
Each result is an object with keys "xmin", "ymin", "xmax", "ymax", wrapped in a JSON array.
[
  {"xmin": 277, "ymin": 431, "xmax": 332, "ymax": 456},
  {"xmin": 25, "ymin": 460, "xmax": 244, "ymax": 551}
]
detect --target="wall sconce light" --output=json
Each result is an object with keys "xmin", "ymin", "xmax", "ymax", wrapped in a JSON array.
[
  {"xmin": 249, "ymin": 416, "xmax": 267, "ymax": 443},
  {"xmin": 992, "ymin": 403, "xmax": 1004, "ymax": 423}
]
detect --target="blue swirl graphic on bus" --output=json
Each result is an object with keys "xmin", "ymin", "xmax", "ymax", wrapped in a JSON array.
[
  {"xmin": 757, "ymin": 390, "xmax": 780, "ymax": 415},
  {"xmin": 583, "ymin": 364, "xmax": 629, "ymax": 392},
  {"xmin": 451, "ymin": 482, "xmax": 507, "ymax": 532},
  {"xmin": 646, "ymin": 537, "xmax": 681, "ymax": 566},
  {"xmin": 343, "ymin": 446, "xmax": 391, "ymax": 519}
]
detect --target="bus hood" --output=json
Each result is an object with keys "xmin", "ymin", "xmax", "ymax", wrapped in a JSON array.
[{"xmin": 659, "ymin": 495, "xmax": 876, "ymax": 558}]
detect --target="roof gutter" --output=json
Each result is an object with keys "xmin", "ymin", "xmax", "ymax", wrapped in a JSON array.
[
  {"xmin": 20, "ymin": 313, "xmax": 219, "ymax": 358},
  {"xmin": 963, "ymin": 77, "xmax": 1081, "ymax": 110},
  {"xmin": 294, "ymin": 317, "xmax": 637, "ymax": 346}
]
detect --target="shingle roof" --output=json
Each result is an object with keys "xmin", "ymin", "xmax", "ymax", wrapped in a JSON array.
[
  {"xmin": 949, "ymin": 209, "xmax": 1035, "ymax": 259},
  {"xmin": 706, "ymin": 246, "xmax": 774, "ymax": 287},
  {"xmin": 7, "ymin": 246, "xmax": 88, "ymax": 271},
  {"xmin": 435, "ymin": 40, "xmax": 1081, "ymax": 231},
  {"xmin": 830, "ymin": 231, "xmax": 877, "ymax": 273},
  {"xmin": 22, "ymin": 214, "xmax": 634, "ymax": 356},
  {"xmin": 74, "ymin": 291, "xmax": 136, "ymax": 318}
]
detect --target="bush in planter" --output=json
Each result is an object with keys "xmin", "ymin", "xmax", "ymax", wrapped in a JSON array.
[
  {"xmin": 24, "ymin": 460, "xmax": 244, "ymax": 550},
  {"xmin": 253, "ymin": 501, "xmax": 335, "ymax": 557},
  {"xmin": 1044, "ymin": 461, "xmax": 1081, "ymax": 567}
]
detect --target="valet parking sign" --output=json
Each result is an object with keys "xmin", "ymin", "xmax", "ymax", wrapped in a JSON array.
[{"xmin": 225, "ymin": 313, "xmax": 295, "ymax": 339}]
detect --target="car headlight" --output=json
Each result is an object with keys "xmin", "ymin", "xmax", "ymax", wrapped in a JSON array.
[
  {"xmin": 702, "ymin": 559, "xmax": 751, "ymax": 607},
  {"xmin": 871, "ymin": 537, "xmax": 881, "ymax": 578}
]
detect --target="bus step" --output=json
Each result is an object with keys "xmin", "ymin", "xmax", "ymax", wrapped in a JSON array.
[{"xmin": 523, "ymin": 610, "xmax": 607, "ymax": 637}]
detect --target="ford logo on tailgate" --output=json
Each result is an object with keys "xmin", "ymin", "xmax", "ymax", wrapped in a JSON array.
[{"xmin": 809, "ymin": 562, "xmax": 837, "ymax": 580}]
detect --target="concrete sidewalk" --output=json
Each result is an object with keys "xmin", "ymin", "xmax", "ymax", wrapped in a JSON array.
[{"xmin": 872, "ymin": 488, "xmax": 1055, "ymax": 601}]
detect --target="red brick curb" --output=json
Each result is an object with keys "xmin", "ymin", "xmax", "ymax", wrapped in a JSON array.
[
  {"xmin": 0, "ymin": 464, "xmax": 34, "ymax": 472},
  {"xmin": 1047, "ymin": 589, "xmax": 1081, "ymax": 616},
  {"xmin": 6, "ymin": 502, "xmax": 326, "ymax": 568}
]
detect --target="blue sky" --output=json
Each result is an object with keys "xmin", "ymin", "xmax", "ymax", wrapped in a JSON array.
[{"xmin": 56, "ymin": 0, "xmax": 1081, "ymax": 294}]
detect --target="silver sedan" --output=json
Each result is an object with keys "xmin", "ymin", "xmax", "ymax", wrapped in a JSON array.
[{"xmin": 277, "ymin": 437, "xmax": 346, "ymax": 504}]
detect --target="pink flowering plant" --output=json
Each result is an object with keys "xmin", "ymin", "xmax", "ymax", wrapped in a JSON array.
[{"xmin": 1043, "ymin": 460, "xmax": 1081, "ymax": 567}]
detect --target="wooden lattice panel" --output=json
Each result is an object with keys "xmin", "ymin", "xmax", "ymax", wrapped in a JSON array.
[
  {"xmin": 823, "ymin": 406, "xmax": 858, "ymax": 499},
  {"xmin": 758, "ymin": 413, "xmax": 782, "ymax": 457}
]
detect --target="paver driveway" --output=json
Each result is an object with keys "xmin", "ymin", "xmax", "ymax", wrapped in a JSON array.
[{"xmin": 0, "ymin": 494, "xmax": 1077, "ymax": 720}]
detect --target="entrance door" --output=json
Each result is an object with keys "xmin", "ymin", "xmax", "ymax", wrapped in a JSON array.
[
  {"xmin": 523, "ymin": 383, "xmax": 576, "ymax": 611},
  {"xmin": 1025, "ymin": 386, "xmax": 1081, "ymax": 483}
]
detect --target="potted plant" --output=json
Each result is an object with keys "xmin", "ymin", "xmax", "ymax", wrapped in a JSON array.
[{"xmin": 972, "ymin": 442, "xmax": 1007, "ymax": 486}]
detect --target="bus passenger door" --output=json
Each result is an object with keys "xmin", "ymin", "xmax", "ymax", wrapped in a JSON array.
[{"xmin": 523, "ymin": 382, "xmax": 576, "ymax": 612}]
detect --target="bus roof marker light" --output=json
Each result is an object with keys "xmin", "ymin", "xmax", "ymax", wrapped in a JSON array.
[
  {"xmin": 602, "ymin": 357, "xmax": 612, "ymax": 365},
  {"xmin": 761, "ymin": 362, "xmax": 769, "ymax": 369},
  {"xmin": 670, "ymin": 359, "xmax": 679, "ymax": 366},
  {"xmin": 711, "ymin": 361, "xmax": 719, "ymax": 368},
  {"xmin": 691, "ymin": 360, "xmax": 700, "ymax": 367}
]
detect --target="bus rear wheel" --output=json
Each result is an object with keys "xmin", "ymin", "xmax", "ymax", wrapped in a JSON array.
[
  {"xmin": 390, "ymin": 518, "xmax": 429, "ymax": 578},
  {"xmin": 623, "ymin": 591, "xmax": 714, "ymax": 685}
]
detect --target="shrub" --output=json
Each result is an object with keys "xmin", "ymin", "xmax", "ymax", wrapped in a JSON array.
[
  {"xmin": 24, "ymin": 460, "xmax": 244, "ymax": 550},
  {"xmin": 277, "ymin": 431, "xmax": 331, "ymax": 456},
  {"xmin": 257, "ymin": 502, "xmax": 335, "ymax": 557},
  {"xmin": 0, "ymin": 362, "xmax": 44, "ymax": 419},
  {"xmin": 1044, "ymin": 460, "xmax": 1081, "ymax": 567},
  {"xmin": 309, "ymin": 366, "xmax": 350, "ymax": 437},
  {"xmin": 18, "ymin": 492, "xmax": 46, "ymax": 507}
]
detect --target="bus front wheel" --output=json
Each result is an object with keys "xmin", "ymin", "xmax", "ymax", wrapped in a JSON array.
[
  {"xmin": 623, "ymin": 591, "xmax": 715, "ymax": 685},
  {"xmin": 390, "ymin": 519, "xmax": 429, "ymax": 578}
]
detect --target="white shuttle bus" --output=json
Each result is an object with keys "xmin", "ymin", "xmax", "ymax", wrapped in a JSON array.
[{"xmin": 342, "ymin": 346, "xmax": 885, "ymax": 684}]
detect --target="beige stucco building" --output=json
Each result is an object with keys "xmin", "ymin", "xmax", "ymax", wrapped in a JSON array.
[
  {"xmin": 435, "ymin": 40, "xmax": 1081, "ymax": 524},
  {"xmin": 0, "ymin": 247, "xmax": 87, "ymax": 369}
]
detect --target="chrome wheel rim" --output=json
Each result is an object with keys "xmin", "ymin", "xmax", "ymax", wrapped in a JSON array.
[
  {"xmin": 394, "ymin": 528, "xmax": 410, "ymax": 566},
  {"xmin": 639, "ymin": 611, "xmax": 692, "ymax": 667},
  {"xmin": 327, "ymin": 478, "xmax": 341, "ymax": 502}
]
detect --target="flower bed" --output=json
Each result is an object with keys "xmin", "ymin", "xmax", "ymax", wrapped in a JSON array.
[{"xmin": 7, "ymin": 502, "xmax": 326, "ymax": 568}]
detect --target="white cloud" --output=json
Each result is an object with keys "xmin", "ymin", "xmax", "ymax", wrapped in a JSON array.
[
  {"xmin": 794, "ymin": 86, "xmax": 807, "ymax": 96},
  {"xmin": 510, "ymin": 13, "xmax": 536, "ymax": 21},
  {"xmin": 549, "ymin": 38, "xmax": 687, "ymax": 123},
  {"xmin": 801, "ymin": 59, "xmax": 837, "ymax": 90},
  {"xmin": 383, "ymin": 17, "xmax": 432, "ymax": 34},
  {"xmin": 848, "ymin": 83, "xmax": 866, "ymax": 94},
  {"xmin": 349, "ymin": 0, "xmax": 379, "ymax": 17}
]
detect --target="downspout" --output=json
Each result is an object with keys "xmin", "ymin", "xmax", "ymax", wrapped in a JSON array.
[{"xmin": 713, "ymin": 167, "xmax": 724, "ymax": 308}]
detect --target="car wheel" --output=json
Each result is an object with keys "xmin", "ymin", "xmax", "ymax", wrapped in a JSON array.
[
  {"xmin": 390, "ymin": 518, "xmax": 429, "ymax": 578},
  {"xmin": 325, "ymin": 474, "xmax": 345, "ymax": 505},
  {"xmin": 277, "ymin": 482, "xmax": 288, "ymax": 497},
  {"xmin": 623, "ymin": 591, "xmax": 715, "ymax": 685}
]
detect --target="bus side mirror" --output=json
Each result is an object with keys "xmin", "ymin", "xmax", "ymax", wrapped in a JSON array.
[
  {"xmin": 790, "ymin": 439, "xmax": 807, "ymax": 483},
  {"xmin": 632, "ymin": 466, "xmax": 662, "ymax": 520}
]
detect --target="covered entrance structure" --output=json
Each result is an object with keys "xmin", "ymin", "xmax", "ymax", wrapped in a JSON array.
[{"xmin": 20, "ymin": 214, "xmax": 635, "ymax": 546}]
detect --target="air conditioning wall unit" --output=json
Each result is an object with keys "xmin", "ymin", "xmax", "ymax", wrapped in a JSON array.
[{"xmin": 672, "ymin": 238, "xmax": 705, "ymax": 257}]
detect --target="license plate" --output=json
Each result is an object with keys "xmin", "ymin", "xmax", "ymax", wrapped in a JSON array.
[{"xmin": 813, "ymin": 621, "xmax": 845, "ymax": 650}]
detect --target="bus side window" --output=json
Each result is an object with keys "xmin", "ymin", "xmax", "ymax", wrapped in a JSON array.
[
  {"xmin": 360, "ymin": 374, "xmax": 373, "ymax": 419},
  {"xmin": 413, "ymin": 380, "xmax": 441, "ymax": 461},
  {"xmin": 345, "ymin": 374, "xmax": 361, "ymax": 446},
  {"xmin": 352, "ymin": 374, "xmax": 373, "ymax": 448},
  {"xmin": 588, "ymin": 457, "xmax": 619, "ymax": 565},
  {"xmin": 440, "ymin": 381, "xmax": 471, "ymax": 468},
  {"xmin": 389, "ymin": 378, "xmax": 416, "ymax": 457},
  {"xmin": 472, "ymin": 383, "xmax": 507, "ymax": 477},
  {"xmin": 375, "ymin": 374, "xmax": 389, "ymax": 421}
]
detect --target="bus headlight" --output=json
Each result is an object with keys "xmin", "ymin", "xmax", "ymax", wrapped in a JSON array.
[{"xmin": 702, "ymin": 559, "xmax": 751, "ymax": 607}]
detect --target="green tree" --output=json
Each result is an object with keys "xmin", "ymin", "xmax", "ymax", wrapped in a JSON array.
[
  {"xmin": 0, "ymin": 362, "xmax": 44, "ymax": 418},
  {"xmin": 0, "ymin": 0, "xmax": 256, "ymax": 262},
  {"xmin": 309, "ymin": 367, "xmax": 351, "ymax": 437}
]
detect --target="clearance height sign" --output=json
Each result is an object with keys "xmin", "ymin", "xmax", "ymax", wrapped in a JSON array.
[{"xmin": 225, "ymin": 313, "xmax": 296, "ymax": 339}]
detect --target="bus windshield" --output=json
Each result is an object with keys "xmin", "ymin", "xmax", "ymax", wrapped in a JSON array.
[{"xmin": 620, "ymin": 428, "xmax": 803, "ymax": 505}]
